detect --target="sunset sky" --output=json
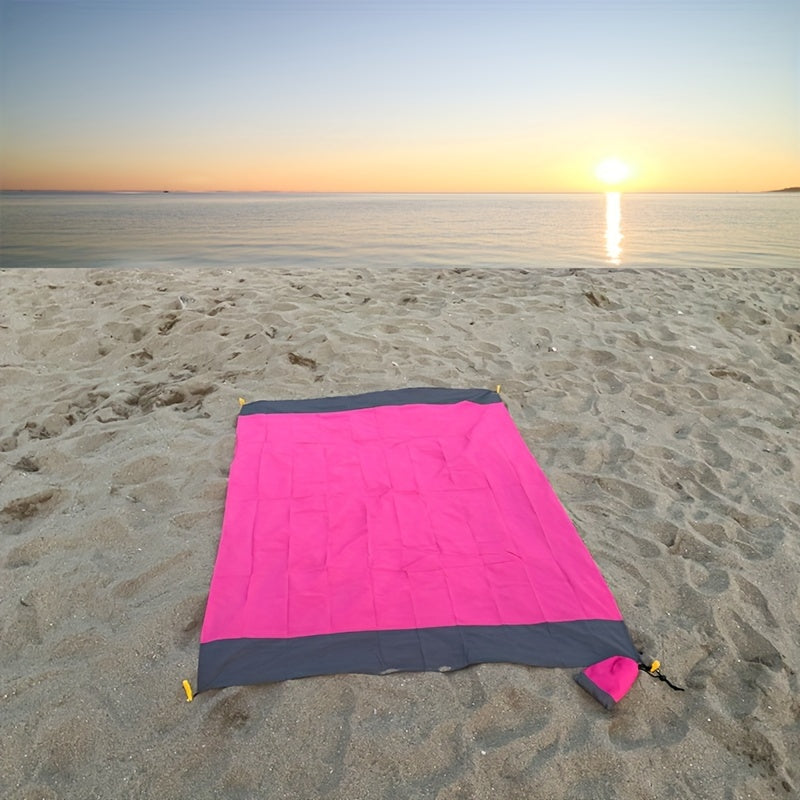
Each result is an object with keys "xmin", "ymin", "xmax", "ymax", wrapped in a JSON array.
[{"xmin": 1, "ymin": 0, "xmax": 798, "ymax": 193}]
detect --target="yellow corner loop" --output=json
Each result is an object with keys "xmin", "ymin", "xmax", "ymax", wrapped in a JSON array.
[
  {"xmin": 182, "ymin": 679, "xmax": 194, "ymax": 702},
  {"xmin": 238, "ymin": 397, "xmax": 246, "ymax": 407},
  {"xmin": 649, "ymin": 660, "xmax": 661, "ymax": 674}
]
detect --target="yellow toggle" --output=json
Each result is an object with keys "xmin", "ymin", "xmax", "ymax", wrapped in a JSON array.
[
  {"xmin": 238, "ymin": 397, "xmax": 246, "ymax": 407},
  {"xmin": 495, "ymin": 384, "xmax": 502, "ymax": 394},
  {"xmin": 649, "ymin": 660, "xmax": 661, "ymax": 674},
  {"xmin": 182, "ymin": 679, "xmax": 194, "ymax": 702}
]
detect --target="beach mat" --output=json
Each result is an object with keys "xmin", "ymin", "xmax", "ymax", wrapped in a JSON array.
[{"xmin": 197, "ymin": 388, "xmax": 644, "ymax": 707}]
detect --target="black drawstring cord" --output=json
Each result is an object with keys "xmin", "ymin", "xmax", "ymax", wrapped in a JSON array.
[{"xmin": 639, "ymin": 660, "xmax": 685, "ymax": 692}]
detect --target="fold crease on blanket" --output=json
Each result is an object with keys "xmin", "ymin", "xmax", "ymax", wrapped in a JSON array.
[{"xmin": 198, "ymin": 387, "xmax": 645, "ymax": 707}]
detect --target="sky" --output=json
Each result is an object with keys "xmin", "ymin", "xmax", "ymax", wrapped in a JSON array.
[{"xmin": 0, "ymin": 0, "xmax": 798, "ymax": 192}]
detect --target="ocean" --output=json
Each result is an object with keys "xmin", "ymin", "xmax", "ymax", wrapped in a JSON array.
[{"xmin": 0, "ymin": 192, "xmax": 797, "ymax": 270}]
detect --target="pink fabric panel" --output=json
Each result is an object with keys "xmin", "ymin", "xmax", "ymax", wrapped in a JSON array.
[
  {"xmin": 201, "ymin": 400, "xmax": 623, "ymax": 644},
  {"xmin": 580, "ymin": 656, "xmax": 640, "ymax": 703}
]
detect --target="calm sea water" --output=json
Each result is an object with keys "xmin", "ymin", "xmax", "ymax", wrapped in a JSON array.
[{"xmin": 0, "ymin": 192, "xmax": 797, "ymax": 270}]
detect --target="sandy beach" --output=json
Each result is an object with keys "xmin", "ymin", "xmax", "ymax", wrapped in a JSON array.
[{"xmin": 1, "ymin": 266, "xmax": 797, "ymax": 800}]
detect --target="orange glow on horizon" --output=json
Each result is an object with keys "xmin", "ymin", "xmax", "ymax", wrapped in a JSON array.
[{"xmin": 1, "ymin": 141, "xmax": 797, "ymax": 194}]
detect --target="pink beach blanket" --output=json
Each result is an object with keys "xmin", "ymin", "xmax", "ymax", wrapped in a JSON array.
[{"xmin": 197, "ymin": 388, "xmax": 643, "ymax": 707}]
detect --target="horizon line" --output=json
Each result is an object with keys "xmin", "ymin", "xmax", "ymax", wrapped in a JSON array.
[{"xmin": 2, "ymin": 188, "xmax": 798, "ymax": 195}]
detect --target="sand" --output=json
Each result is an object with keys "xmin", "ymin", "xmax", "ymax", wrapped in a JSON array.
[{"xmin": 1, "ymin": 266, "xmax": 798, "ymax": 800}]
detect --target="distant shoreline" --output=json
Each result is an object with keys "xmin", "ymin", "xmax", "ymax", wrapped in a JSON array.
[{"xmin": 2, "ymin": 189, "xmax": 800, "ymax": 196}]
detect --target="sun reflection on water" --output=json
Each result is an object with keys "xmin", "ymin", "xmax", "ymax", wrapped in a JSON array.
[{"xmin": 605, "ymin": 191, "xmax": 622, "ymax": 264}]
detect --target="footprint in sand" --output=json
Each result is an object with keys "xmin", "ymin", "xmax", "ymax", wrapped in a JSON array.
[
  {"xmin": 12, "ymin": 455, "xmax": 40, "ymax": 472},
  {"xmin": 723, "ymin": 611, "xmax": 782, "ymax": 671},
  {"xmin": 113, "ymin": 379, "xmax": 216, "ymax": 418},
  {"xmin": 288, "ymin": 352, "xmax": 317, "ymax": 369},
  {"xmin": 0, "ymin": 489, "xmax": 61, "ymax": 535},
  {"xmin": 5, "ymin": 537, "xmax": 47, "ymax": 569}
]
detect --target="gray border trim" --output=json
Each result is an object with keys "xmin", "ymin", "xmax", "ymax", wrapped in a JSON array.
[
  {"xmin": 574, "ymin": 671, "xmax": 617, "ymax": 710},
  {"xmin": 197, "ymin": 620, "xmax": 640, "ymax": 692},
  {"xmin": 239, "ymin": 387, "xmax": 501, "ymax": 416}
]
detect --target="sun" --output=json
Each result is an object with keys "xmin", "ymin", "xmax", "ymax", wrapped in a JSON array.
[{"xmin": 595, "ymin": 158, "xmax": 631, "ymax": 186}]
